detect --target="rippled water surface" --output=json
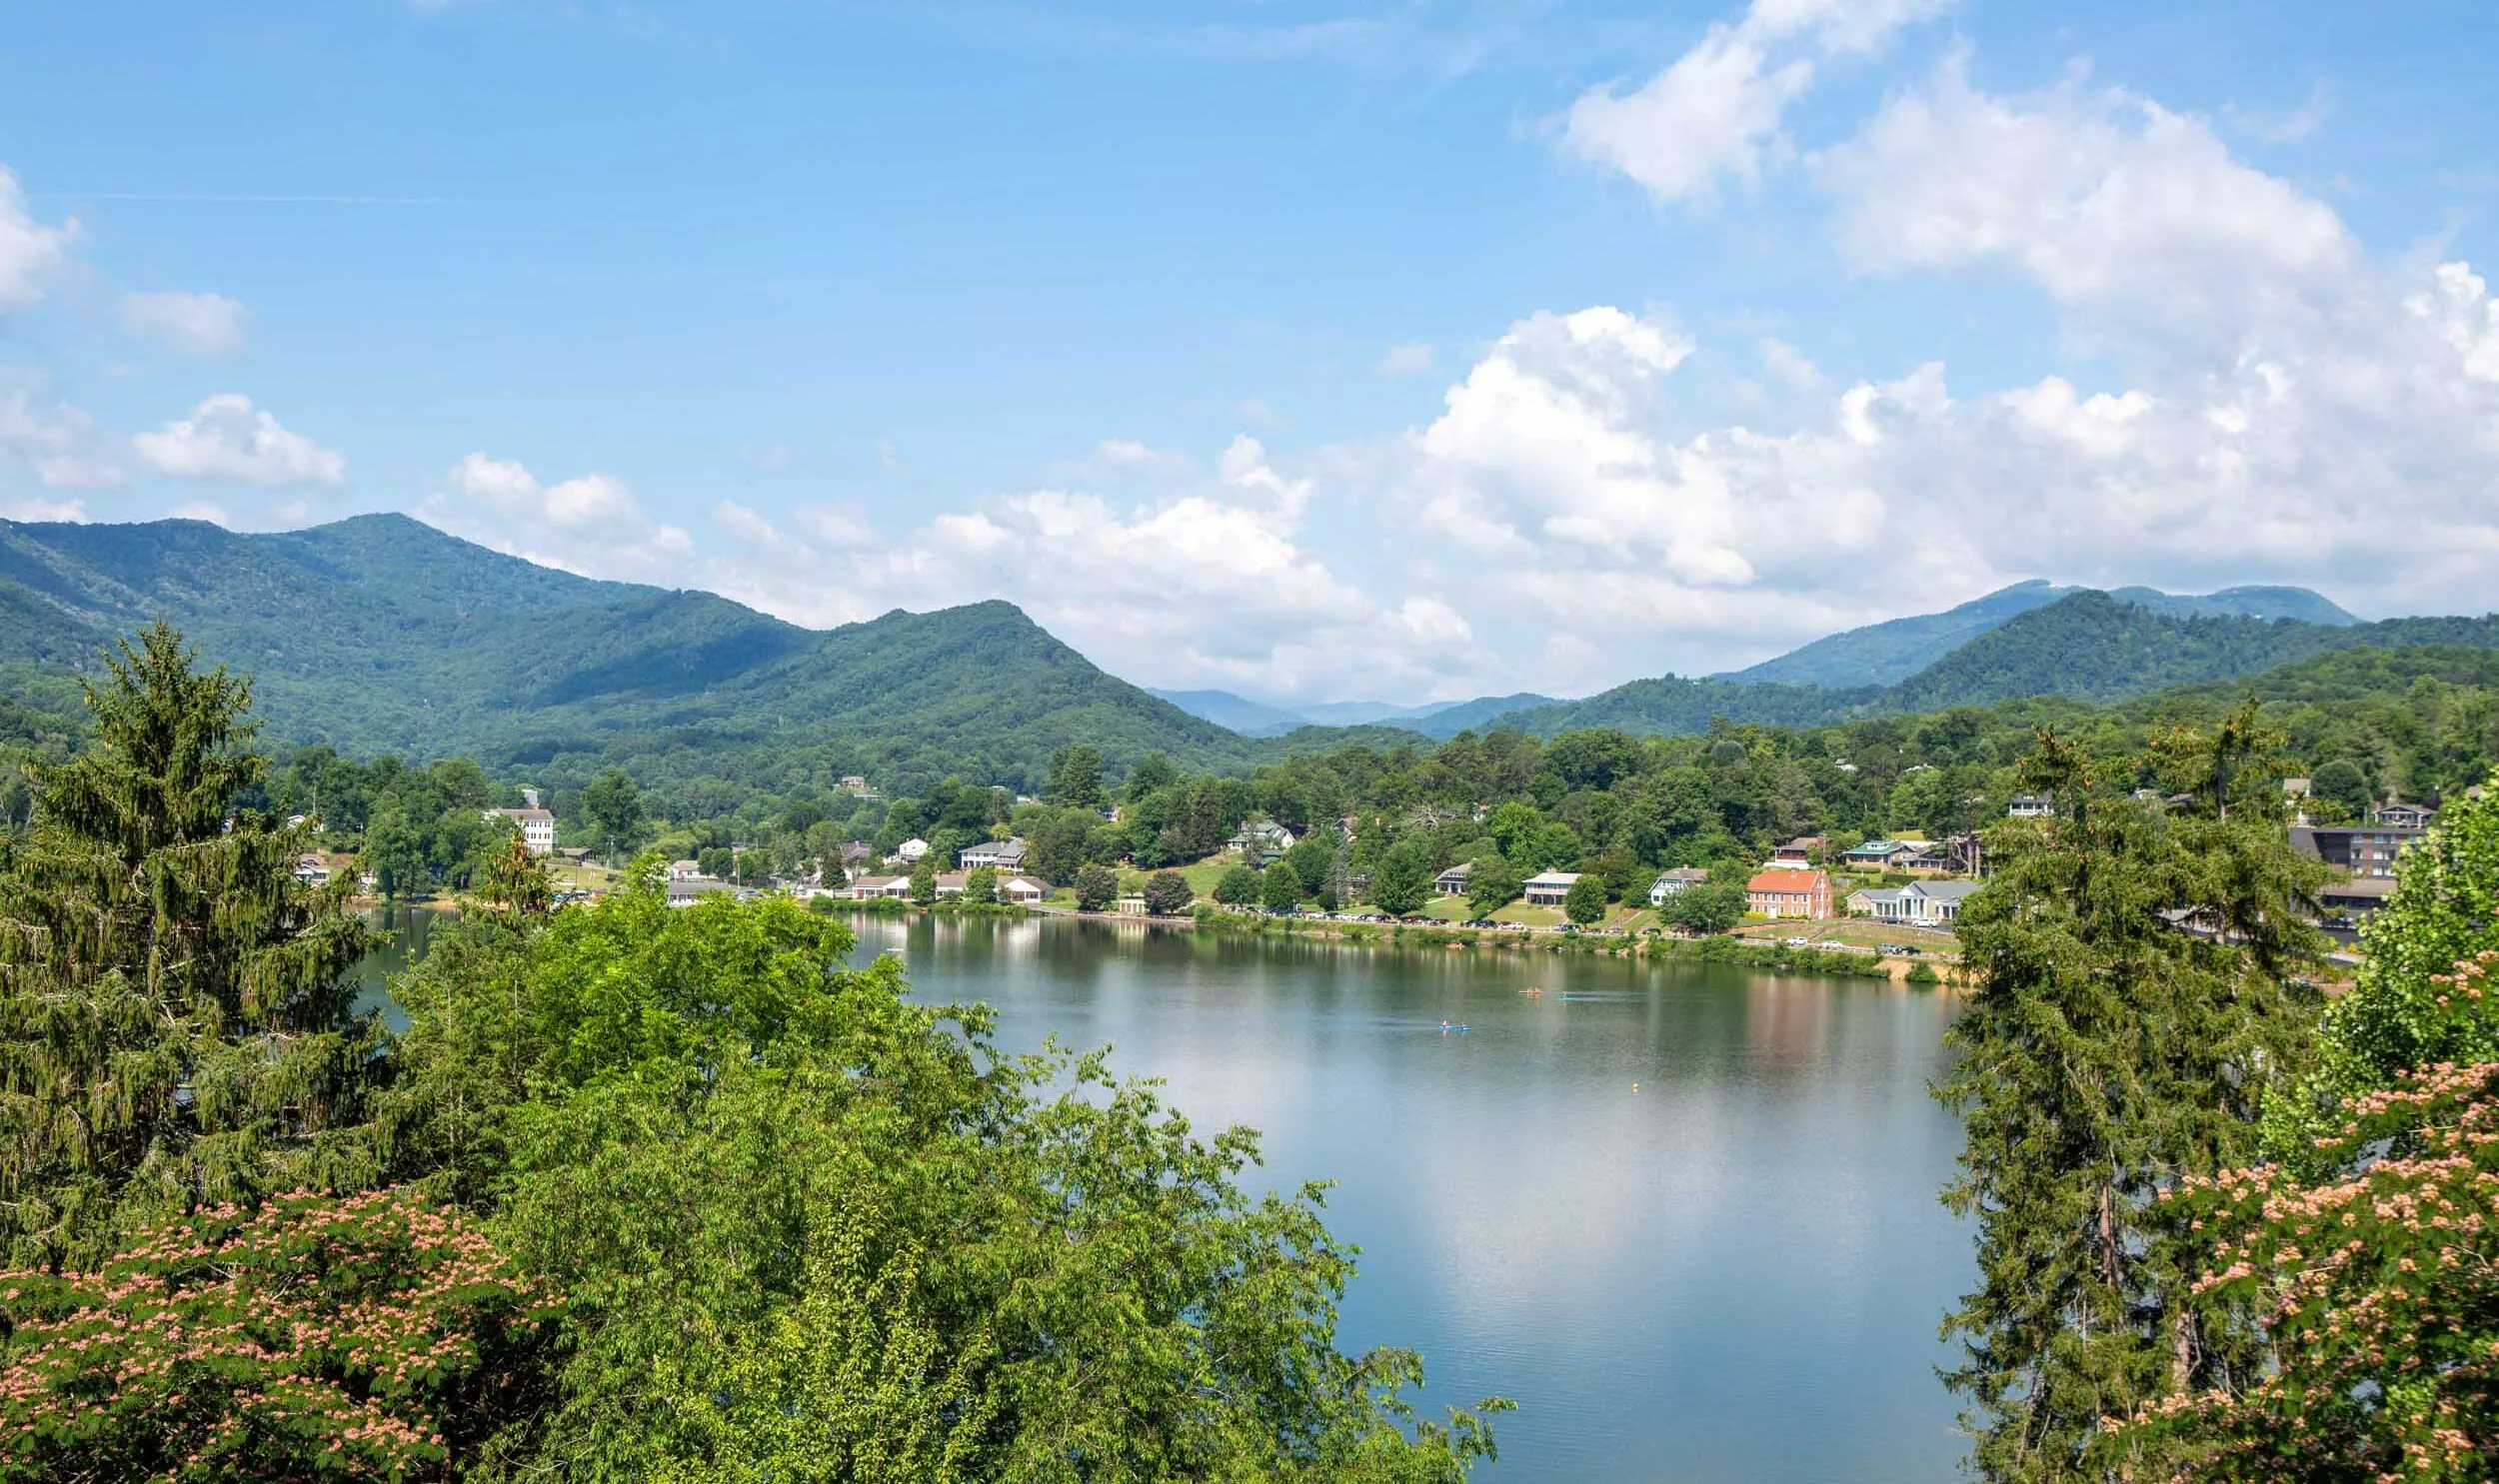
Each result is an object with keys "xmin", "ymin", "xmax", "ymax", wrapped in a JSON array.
[{"xmin": 847, "ymin": 913, "xmax": 1971, "ymax": 1483}]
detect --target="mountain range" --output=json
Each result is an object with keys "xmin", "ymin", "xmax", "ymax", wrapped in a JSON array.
[
  {"xmin": 0, "ymin": 514, "xmax": 1268, "ymax": 791},
  {"xmin": 1147, "ymin": 690, "xmax": 1488, "ymax": 737},
  {"xmin": 0, "ymin": 514, "xmax": 2486, "ymax": 792},
  {"xmin": 1719, "ymin": 580, "xmax": 2358, "ymax": 689}
]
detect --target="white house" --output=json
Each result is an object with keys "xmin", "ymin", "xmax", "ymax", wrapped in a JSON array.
[
  {"xmin": 485, "ymin": 806, "xmax": 557, "ymax": 856},
  {"xmin": 999, "ymin": 875, "xmax": 1047, "ymax": 904},
  {"xmin": 845, "ymin": 874, "xmax": 912, "ymax": 899},
  {"xmin": 1522, "ymin": 871, "xmax": 1580, "ymax": 907},
  {"xmin": 1648, "ymin": 866, "xmax": 1709, "ymax": 904},
  {"xmin": 1228, "ymin": 819, "xmax": 1296, "ymax": 864},
  {"xmin": 895, "ymin": 837, "xmax": 931, "ymax": 864},
  {"xmin": 2007, "ymin": 793, "xmax": 2055, "ymax": 818},
  {"xmin": 1852, "ymin": 879, "xmax": 1981, "ymax": 925},
  {"xmin": 961, "ymin": 837, "xmax": 1029, "ymax": 870},
  {"xmin": 666, "ymin": 877, "xmax": 734, "ymax": 909},
  {"xmin": 668, "ymin": 858, "xmax": 704, "ymax": 881},
  {"xmin": 1432, "ymin": 861, "xmax": 1472, "ymax": 895}
]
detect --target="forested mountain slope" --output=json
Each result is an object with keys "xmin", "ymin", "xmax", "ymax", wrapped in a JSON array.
[
  {"xmin": 0, "ymin": 514, "xmax": 1253, "ymax": 790},
  {"xmin": 1882, "ymin": 592, "xmax": 2499, "ymax": 712},
  {"xmin": 1481, "ymin": 593, "xmax": 2499, "ymax": 741},
  {"xmin": 1724, "ymin": 580, "xmax": 2355, "ymax": 689}
]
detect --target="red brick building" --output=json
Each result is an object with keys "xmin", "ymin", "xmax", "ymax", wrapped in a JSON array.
[{"xmin": 1747, "ymin": 867, "xmax": 1833, "ymax": 920}]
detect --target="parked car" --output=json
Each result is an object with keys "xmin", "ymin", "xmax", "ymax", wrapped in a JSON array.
[{"xmin": 1784, "ymin": 935, "xmax": 1811, "ymax": 947}]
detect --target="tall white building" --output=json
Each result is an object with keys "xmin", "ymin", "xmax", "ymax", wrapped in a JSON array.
[{"xmin": 486, "ymin": 806, "xmax": 557, "ymax": 855}]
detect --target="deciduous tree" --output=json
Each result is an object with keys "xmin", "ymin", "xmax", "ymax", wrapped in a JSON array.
[
  {"xmin": 1464, "ymin": 857, "xmax": 1521, "ymax": 918},
  {"xmin": 0, "ymin": 1188, "xmax": 556, "ymax": 1479},
  {"xmin": 1074, "ymin": 861, "xmax": 1120, "ymax": 912},
  {"xmin": 1215, "ymin": 864, "xmax": 1261, "ymax": 906},
  {"xmin": 1561, "ymin": 874, "xmax": 1605, "ymax": 926},
  {"xmin": 1144, "ymin": 867, "xmax": 1194, "ymax": 916},
  {"xmin": 582, "ymin": 767, "xmax": 647, "ymax": 862},
  {"xmin": 1261, "ymin": 863, "xmax": 1304, "ymax": 913}
]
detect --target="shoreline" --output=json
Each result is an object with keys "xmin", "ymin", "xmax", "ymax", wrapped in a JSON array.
[{"xmin": 836, "ymin": 899, "xmax": 1959, "ymax": 984}]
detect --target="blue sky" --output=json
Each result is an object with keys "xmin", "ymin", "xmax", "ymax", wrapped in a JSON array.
[{"xmin": 3, "ymin": 1, "xmax": 2497, "ymax": 705}]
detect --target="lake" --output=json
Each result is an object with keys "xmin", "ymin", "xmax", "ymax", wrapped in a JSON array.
[
  {"xmin": 847, "ymin": 913, "xmax": 1972, "ymax": 1483},
  {"xmin": 359, "ymin": 903, "xmax": 1973, "ymax": 1479}
]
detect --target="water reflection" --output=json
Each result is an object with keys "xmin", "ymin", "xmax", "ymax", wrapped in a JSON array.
[
  {"xmin": 353, "ymin": 902, "xmax": 448, "ymax": 1032},
  {"xmin": 842, "ymin": 912, "xmax": 1969, "ymax": 1483}
]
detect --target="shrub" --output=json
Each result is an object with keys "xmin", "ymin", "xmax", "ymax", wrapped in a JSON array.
[{"xmin": 0, "ymin": 1188, "xmax": 555, "ymax": 1479}]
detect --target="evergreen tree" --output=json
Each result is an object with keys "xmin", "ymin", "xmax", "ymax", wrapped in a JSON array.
[
  {"xmin": 0, "ymin": 624, "xmax": 381, "ymax": 1265},
  {"xmin": 1046, "ymin": 744, "xmax": 1104, "ymax": 810},
  {"xmin": 1936, "ymin": 714, "xmax": 2328, "ymax": 1480}
]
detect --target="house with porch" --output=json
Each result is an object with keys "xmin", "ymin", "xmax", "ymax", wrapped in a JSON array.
[
  {"xmin": 1228, "ymin": 819, "xmax": 1296, "ymax": 865},
  {"xmin": 1432, "ymin": 860, "xmax": 1473, "ymax": 895},
  {"xmin": 1648, "ymin": 866, "xmax": 1710, "ymax": 903},
  {"xmin": 1522, "ymin": 871, "xmax": 1580, "ymax": 907},
  {"xmin": 961, "ymin": 837, "xmax": 1029, "ymax": 870},
  {"xmin": 1769, "ymin": 836, "xmax": 1824, "ymax": 868}
]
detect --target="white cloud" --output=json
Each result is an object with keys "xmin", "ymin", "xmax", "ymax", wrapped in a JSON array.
[
  {"xmin": 1756, "ymin": 336, "xmax": 1822, "ymax": 389},
  {"xmin": 2224, "ymin": 81, "xmax": 2331, "ymax": 145},
  {"xmin": 121, "ymin": 291, "xmax": 249, "ymax": 357},
  {"xmin": 1561, "ymin": 0, "xmax": 1954, "ymax": 206},
  {"xmin": 171, "ymin": 501, "xmax": 231, "ymax": 526},
  {"xmin": 0, "ymin": 497, "xmax": 87, "ymax": 524},
  {"xmin": 0, "ymin": 170, "xmax": 75, "ymax": 312},
  {"xmin": 0, "ymin": 380, "xmax": 124, "ymax": 490},
  {"xmin": 711, "ymin": 499, "xmax": 781, "ymax": 546},
  {"xmin": 1378, "ymin": 342, "xmax": 1436, "ymax": 378},
  {"xmin": 132, "ymin": 395, "xmax": 345, "ymax": 488},
  {"xmin": 1814, "ymin": 56, "xmax": 2356, "ymax": 361},
  {"xmin": 427, "ymin": 452, "xmax": 691, "ymax": 577}
]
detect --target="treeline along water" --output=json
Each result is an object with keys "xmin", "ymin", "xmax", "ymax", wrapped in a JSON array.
[{"xmin": 356, "ymin": 905, "xmax": 1969, "ymax": 1480}]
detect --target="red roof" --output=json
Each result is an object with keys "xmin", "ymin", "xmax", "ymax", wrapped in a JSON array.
[{"xmin": 1747, "ymin": 868, "xmax": 1829, "ymax": 893}]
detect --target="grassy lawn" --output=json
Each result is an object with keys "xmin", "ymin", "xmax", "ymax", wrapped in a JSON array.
[
  {"xmin": 1118, "ymin": 859, "xmax": 1235, "ymax": 897},
  {"xmin": 1415, "ymin": 894, "xmax": 1650, "ymax": 929},
  {"xmin": 1731, "ymin": 918, "xmax": 1958, "ymax": 952}
]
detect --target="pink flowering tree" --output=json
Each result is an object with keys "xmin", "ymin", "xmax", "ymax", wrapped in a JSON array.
[
  {"xmin": 2129, "ymin": 1023, "xmax": 2499, "ymax": 1478},
  {"xmin": 0, "ymin": 1187, "xmax": 556, "ymax": 1480}
]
